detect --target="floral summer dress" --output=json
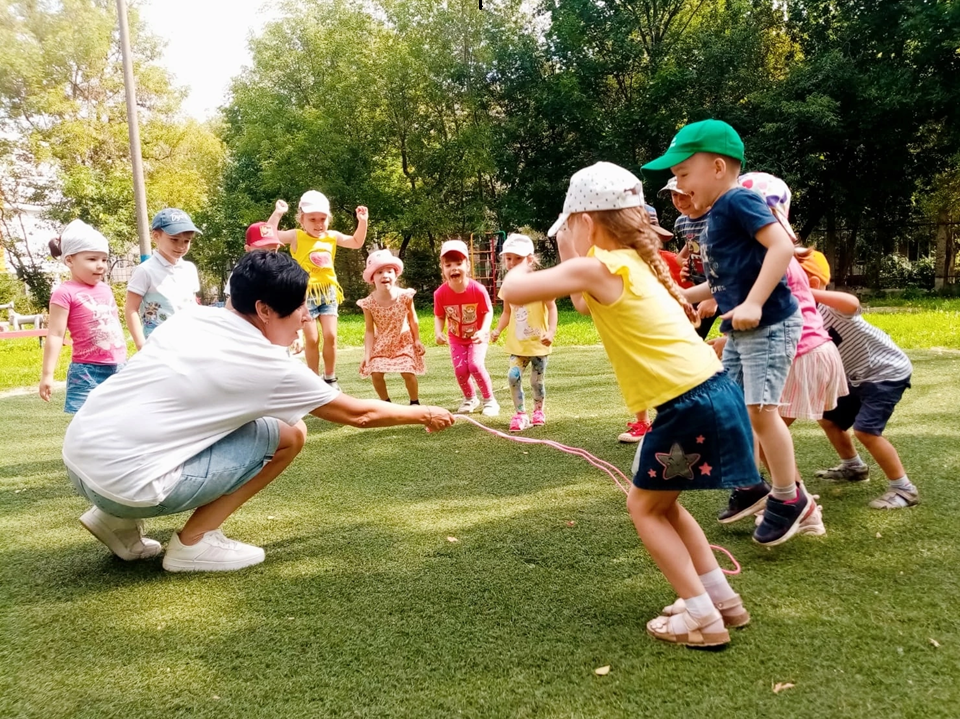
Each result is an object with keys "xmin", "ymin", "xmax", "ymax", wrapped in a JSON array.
[{"xmin": 357, "ymin": 289, "xmax": 426, "ymax": 376}]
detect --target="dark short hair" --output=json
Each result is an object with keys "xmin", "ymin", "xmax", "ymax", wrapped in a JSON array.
[{"xmin": 230, "ymin": 251, "xmax": 308, "ymax": 318}]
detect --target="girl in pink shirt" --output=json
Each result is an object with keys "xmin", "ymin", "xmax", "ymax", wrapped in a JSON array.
[
  {"xmin": 41, "ymin": 220, "xmax": 127, "ymax": 413},
  {"xmin": 433, "ymin": 240, "xmax": 499, "ymax": 416},
  {"xmin": 738, "ymin": 174, "xmax": 847, "ymax": 423}
]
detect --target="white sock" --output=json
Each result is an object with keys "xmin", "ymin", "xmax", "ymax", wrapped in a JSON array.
[
  {"xmin": 699, "ymin": 568, "xmax": 737, "ymax": 603},
  {"xmin": 682, "ymin": 592, "xmax": 716, "ymax": 622},
  {"xmin": 889, "ymin": 476, "xmax": 917, "ymax": 492},
  {"xmin": 841, "ymin": 454, "xmax": 867, "ymax": 469}
]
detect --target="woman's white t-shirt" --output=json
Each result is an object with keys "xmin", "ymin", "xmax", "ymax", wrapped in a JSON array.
[{"xmin": 62, "ymin": 307, "xmax": 337, "ymax": 506}]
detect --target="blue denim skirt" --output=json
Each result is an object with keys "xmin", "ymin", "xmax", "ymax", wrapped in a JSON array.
[{"xmin": 633, "ymin": 372, "xmax": 760, "ymax": 491}]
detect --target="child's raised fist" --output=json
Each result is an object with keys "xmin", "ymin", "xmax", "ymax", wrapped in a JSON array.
[
  {"xmin": 355, "ymin": 206, "xmax": 369, "ymax": 221},
  {"xmin": 275, "ymin": 199, "xmax": 289, "ymax": 213}
]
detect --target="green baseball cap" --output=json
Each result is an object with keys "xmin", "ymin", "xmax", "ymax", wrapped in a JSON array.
[{"xmin": 641, "ymin": 119, "xmax": 745, "ymax": 173}]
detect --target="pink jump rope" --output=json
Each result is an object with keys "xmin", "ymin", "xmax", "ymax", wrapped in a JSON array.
[{"xmin": 452, "ymin": 414, "xmax": 741, "ymax": 575}]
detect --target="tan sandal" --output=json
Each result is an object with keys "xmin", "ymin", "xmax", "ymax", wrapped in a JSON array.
[
  {"xmin": 661, "ymin": 593, "xmax": 751, "ymax": 628},
  {"xmin": 646, "ymin": 609, "xmax": 730, "ymax": 648}
]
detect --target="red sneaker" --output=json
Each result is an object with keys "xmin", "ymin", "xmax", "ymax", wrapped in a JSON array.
[{"xmin": 618, "ymin": 420, "xmax": 652, "ymax": 443}]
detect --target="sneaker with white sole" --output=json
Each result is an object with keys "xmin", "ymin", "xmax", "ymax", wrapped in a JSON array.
[
  {"xmin": 509, "ymin": 411, "xmax": 532, "ymax": 432},
  {"xmin": 79, "ymin": 506, "xmax": 162, "ymax": 561},
  {"xmin": 618, "ymin": 420, "xmax": 652, "ymax": 443},
  {"xmin": 457, "ymin": 397, "xmax": 481, "ymax": 414},
  {"xmin": 531, "ymin": 408, "xmax": 546, "ymax": 426},
  {"xmin": 815, "ymin": 463, "xmax": 869, "ymax": 482},
  {"xmin": 755, "ymin": 496, "xmax": 826, "ymax": 536},
  {"xmin": 162, "ymin": 530, "xmax": 265, "ymax": 572},
  {"xmin": 481, "ymin": 397, "xmax": 500, "ymax": 417}
]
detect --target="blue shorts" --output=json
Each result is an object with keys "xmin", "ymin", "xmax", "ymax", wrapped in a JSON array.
[
  {"xmin": 633, "ymin": 373, "xmax": 762, "ymax": 491},
  {"xmin": 821, "ymin": 376, "xmax": 910, "ymax": 436},
  {"xmin": 65, "ymin": 362, "xmax": 123, "ymax": 414},
  {"xmin": 67, "ymin": 418, "xmax": 281, "ymax": 519},
  {"xmin": 722, "ymin": 310, "xmax": 802, "ymax": 406},
  {"xmin": 306, "ymin": 291, "xmax": 339, "ymax": 318}
]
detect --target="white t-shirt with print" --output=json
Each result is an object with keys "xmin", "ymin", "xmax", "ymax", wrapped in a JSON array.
[
  {"xmin": 127, "ymin": 252, "xmax": 201, "ymax": 336},
  {"xmin": 62, "ymin": 307, "xmax": 338, "ymax": 506}
]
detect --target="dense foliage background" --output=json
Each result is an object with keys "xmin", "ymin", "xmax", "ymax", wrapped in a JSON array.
[{"xmin": 2, "ymin": 0, "xmax": 959, "ymax": 308}]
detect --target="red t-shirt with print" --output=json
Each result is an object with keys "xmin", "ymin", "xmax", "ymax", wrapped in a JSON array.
[{"xmin": 433, "ymin": 280, "xmax": 492, "ymax": 345}]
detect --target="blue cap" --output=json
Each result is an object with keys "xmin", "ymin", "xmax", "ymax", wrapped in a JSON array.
[{"xmin": 151, "ymin": 208, "xmax": 201, "ymax": 235}]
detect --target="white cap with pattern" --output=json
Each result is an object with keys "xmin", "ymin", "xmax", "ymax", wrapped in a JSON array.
[{"xmin": 548, "ymin": 162, "xmax": 646, "ymax": 237}]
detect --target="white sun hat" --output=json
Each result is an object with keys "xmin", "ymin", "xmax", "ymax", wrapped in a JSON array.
[{"xmin": 548, "ymin": 162, "xmax": 648, "ymax": 237}]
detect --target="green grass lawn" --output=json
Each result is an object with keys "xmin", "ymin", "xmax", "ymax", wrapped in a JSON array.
[
  {"xmin": 3, "ymin": 301, "xmax": 959, "ymax": 394},
  {"xmin": 2, "ymin": 339, "xmax": 959, "ymax": 718}
]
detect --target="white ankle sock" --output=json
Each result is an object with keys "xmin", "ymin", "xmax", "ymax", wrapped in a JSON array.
[
  {"xmin": 889, "ymin": 476, "xmax": 917, "ymax": 492},
  {"xmin": 699, "ymin": 568, "xmax": 737, "ymax": 603},
  {"xmin": 841, "ymin": 454, "xmax": 867, "ymax": 469},
  {"xmin": 682, "ymin": 592, "xmax": 715, "ymax": 621}
]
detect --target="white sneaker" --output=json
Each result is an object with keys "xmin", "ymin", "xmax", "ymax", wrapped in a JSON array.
[
  {"xmin": 162, "ymin": 530, "xmax": 265, "ymax": 572},
  {"xmin": 79, "ymin": 506, "xmax": 162, "ymax": 561},
  {"xmin": 457, "ymin": 397, "xmax": 481, "ymax": 413},
  {"xmin": 481, "ymin": 397, "xmax": 500, "ymax": 417}
]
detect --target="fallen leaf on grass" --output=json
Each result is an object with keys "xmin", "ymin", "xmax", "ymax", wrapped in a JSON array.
[
  {"xmin": 876, "ymin": 532, "xmax": 882, "ymax": 538},
  {"xmin": 930, "ymin": 638, "xmax": 941, "ymax": 648},
  {"xmin": 772, "ymin": 682, "xmax": 795, "ymax": 694},
  {"xmin": 594, "ymin": 665, "xmax": 611, "ymax": 676},
  {"xmin": 447, "ymin": 536, "xmax": 459, "ymax": 543},
  {"xmin": 566, "ymin": 521, "xmax": 577, "ymax": 527}
]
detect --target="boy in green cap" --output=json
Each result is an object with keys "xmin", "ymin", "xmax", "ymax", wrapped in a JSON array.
[{"xmin": 643, "ymin": 120, "xmax": 816, "ymax": 547}]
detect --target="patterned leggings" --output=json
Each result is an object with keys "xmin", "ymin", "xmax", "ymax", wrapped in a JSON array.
[
  {"xmin": 508, "ymin": 355, "xmax": 548, "ymax": 412},
  {"xmin": 450, "ymin": 341, "xmax": 494, "ymax": 399}
]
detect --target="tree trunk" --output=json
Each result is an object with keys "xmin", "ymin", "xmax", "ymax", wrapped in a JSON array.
[{"xmin": 934, "ymin": 207, "xmax": 950, "ymax": 290}]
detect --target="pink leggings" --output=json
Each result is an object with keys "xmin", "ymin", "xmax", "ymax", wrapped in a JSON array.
[{"xmin": 450, "ymin": 341, "xmax": 493, "ymax": 399}]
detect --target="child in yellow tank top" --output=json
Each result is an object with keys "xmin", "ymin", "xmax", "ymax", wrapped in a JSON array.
[
  {"xmin": 267, "ymin": 191, "xmax": 368, "ymax": 388},
  {"xmin": 490, "ymin": 234, "xmax": 558, "ymax": 432},
  {"xmin": 501, "ymin": 162, "xmax": 761, "ymax": 650}
]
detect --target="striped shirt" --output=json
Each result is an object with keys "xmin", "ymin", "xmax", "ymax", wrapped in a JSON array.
[
  {"xmin": 673, "ymin": 213, "xmax": 709, "ymax": 283},
  {"xmin": 818, "ymin": 305, "xmax": 912, "ymax": 386}
]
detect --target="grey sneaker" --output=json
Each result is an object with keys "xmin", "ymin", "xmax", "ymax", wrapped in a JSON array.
[
  {"xmin": 79, "ymin": 507, "xmax": 162, "ymax": 561},
  {"xmin": 815, "ymin": 463, "xmax": 869, "ymax": 482},
  {"xmin": 323, "ymin": 377, "xmax": 341, "ymax": 392},
  {"xmin": 481, "ymin": 397, "xmax": 500, "ymax": 417}
]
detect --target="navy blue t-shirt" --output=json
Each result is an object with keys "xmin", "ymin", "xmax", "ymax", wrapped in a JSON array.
[{"xmin": 700, "ymin": 187, "xmax": 798, "ymax": 333}]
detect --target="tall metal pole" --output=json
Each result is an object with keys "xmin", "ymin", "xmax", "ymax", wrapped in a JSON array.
[{"xmin": 116, "ymin": 0, "xmax": 151, "ymax": 262}]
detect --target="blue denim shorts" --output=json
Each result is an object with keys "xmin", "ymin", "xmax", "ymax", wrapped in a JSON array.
[
  {"xmin": 821, "ymin": 376, "xmax": 910, "ymax": 436},
  {"xmin": 633, "ymin": 372, "xmax": 762, "ymax": 491},
  {"xmin": 722, "ymin": 310, "xmax": 802, "ymax": 406},
  {"xmin": 65, "ymin": 362, "xmax": 123, "ymax": 414},
  {"xmin": 306, "ymin": 291, "xmax": 339, "ymax": 318},
  {"xmin": 67, "ymin": 418, "xmax": 281, "ymax": 519}
]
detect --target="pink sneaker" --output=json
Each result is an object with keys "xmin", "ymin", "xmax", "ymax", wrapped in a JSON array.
[
  {"xmin": 509, "ymin": 411, "xmax": 532, "ymax": 432},
  {"xmin": 531, "ymin": 409, "xmax": 546, "ymax": 426}
]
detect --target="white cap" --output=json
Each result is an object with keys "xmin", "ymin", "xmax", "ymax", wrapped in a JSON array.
[
  {"xmin": 548, "ymin": 162, "xmax": 647, "ymax": 237},
  {"xmin": 500, "ymin": 233, "xmax": 535, "ymax": 257},
  {"xmin": 440, "ymin": 239, "xmax": 469, "ymax": 258},
  {"xmin": 299, "ymin": 190, "xmax": 331, "ymax": 215},
  {"xmin": 658, "ymin": 176, "xmax": 688, "ymax": 196},
  {"xmin": 60, "ymin": 219, "xmax": 109, "ymax": 257}
]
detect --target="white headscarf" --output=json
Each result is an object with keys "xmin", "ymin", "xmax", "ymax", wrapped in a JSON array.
[{"xmin": 60, "ymin": 219, "xmax": 109, "ymax": 257}]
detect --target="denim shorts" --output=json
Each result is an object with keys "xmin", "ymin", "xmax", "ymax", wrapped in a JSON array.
[
  {"xmin": 633, "ymin": 372, "xmax": 762, "ymax": 491},
  {"xmin": 722, "ymin": 310, "xmax": 802, "ymax": 406},
  {"xmin": 65, "ymin": 362, "xmax": 123, "ymax": 414},
  {"xmin": 306, "ymin": 291, "xmax": 339, "ymax": 318},
  {"xmin": 821, "ymin": 376, "xmax": 910, "ymax": 436},
  {"xmin": 67, "ymin": 417, "xmax": 281, "ymax": 519}
]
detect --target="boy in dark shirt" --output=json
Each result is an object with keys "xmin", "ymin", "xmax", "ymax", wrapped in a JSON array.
[{"xmin": 644, "ymin": 120, "xmax": 813, "ymax": 547}]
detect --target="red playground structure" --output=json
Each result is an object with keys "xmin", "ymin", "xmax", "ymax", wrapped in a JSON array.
[{"xmin": 467, "ymin": 231, "xmax": 506, "ymax": 302}]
